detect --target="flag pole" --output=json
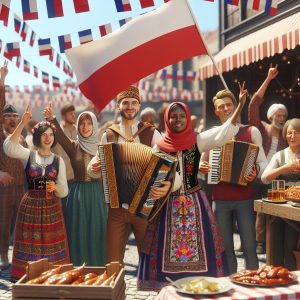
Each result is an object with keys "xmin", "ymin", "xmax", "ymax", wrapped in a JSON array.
[{"xmin": 185, "ymin": 0, "xmax": 229, "ymax": 91}]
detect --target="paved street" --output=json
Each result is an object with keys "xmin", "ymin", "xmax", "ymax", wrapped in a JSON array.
[{"xmin": 0, "ymin": 234, "xmax": 266, "ymax": 300}]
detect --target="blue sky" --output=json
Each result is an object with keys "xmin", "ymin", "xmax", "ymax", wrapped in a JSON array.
[{"xmin": 0, "ymin": 0, "xmax": 218, "ymax": 88}]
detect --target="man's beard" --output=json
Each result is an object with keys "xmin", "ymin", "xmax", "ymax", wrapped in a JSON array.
[
  {"xmin": 120, "ymin": 110, "xmax": 138, "ymax": 120},
  {"xmin": 272, "ymin": 118, "xmax": 284, "ymax": 130},
  {"xmin": 5, "ymin": 121, "xmax": 17, "ymax": 134}
]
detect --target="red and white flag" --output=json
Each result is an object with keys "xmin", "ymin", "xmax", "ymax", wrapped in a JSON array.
[
  {"xmin": 0, "ymin": 0, "xmax": 11, "ymax": 26},
  {"xmin": 66, "ymin": 0, "xmax": 208, "ymax": 111},
  {"xmin": 99, "ymin": 23, "xmax": 112, "ymax": 37}
]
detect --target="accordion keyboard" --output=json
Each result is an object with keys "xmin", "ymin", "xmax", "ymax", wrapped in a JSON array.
[
  {"xmin": 207, "ymin": 147, "xmax": 222, "ymax": 184},
  {"xmin": 244, "ymin": 148, "xmax": 257, "ymax": 177},
  {"xmin": 98, "ymin": 145, "xmax": 110, "ymax": 204}
]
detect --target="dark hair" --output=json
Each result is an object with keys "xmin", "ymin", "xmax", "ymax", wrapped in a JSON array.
[
  {"xmin": 32, "ymin": 121, "xmax": 57, "ymax": 148},
  {"xmin": 60, "ymin": 103, "xmax": 75, "ymax": 116},
  {"xmin": 169, "ymin": 103, "xmax": 185, "ymax": 115},
  {"xmin": 282, "ymin": 118, "xmax": 300, "ymax": 141},
  {"xmin": 78, "ymin": 112, "xmax": 92, "ymax": 124},
  {"xmin": 212, "ymin": 89, "xmax": 237, "ymax": 107}
]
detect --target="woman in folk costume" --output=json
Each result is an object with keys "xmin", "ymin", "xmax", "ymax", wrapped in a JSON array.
[
  {"xmin": 138, "ymin": 84, "xmax": 248, "ymax": 290},
  {"xmin": 261, "ymin": 118, "xmax": 300, "ymax": 270},
  {"xmin": 4, "ymin": 106, "xmax": 70, "ymax": 280},
  {"xmin": 44, "ymin": 104, "xmax": 106, "ymax": 266}
]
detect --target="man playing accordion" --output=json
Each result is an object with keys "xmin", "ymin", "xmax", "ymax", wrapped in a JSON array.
[
  {"xmin": 200, "ymin": 84, "xmax": 268, "ymax": 275},
  {"xmin": 87, "ymin": 86, "xmax": 177, "ymax": 264}
]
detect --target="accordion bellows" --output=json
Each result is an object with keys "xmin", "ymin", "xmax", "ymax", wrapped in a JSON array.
[
  {"xmin": 98, "ymin": 143, "xmax": 177, "ymax": 220},
  {"xmin": 208, "ymin": 140, "xmax": 259, "ymax": 186}
]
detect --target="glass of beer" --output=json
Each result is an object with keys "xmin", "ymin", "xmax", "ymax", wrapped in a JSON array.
[
  {"xmin": 278, "ymin": 180, "xmax": 285, "ymax": 201},
  {"xmin": 272, "ymin": 180, "xmax": 279, "ymax": 202},
  {"xmin": 267, "ymin": 189, "xmax": 273, "ymax": 201}
]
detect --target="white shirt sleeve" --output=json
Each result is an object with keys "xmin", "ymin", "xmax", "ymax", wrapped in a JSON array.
[
  {"xmin": 250, "ymin": 126, "xmax": 268, "ymax": 178},
  {"xmin": 151, "ymin": 129, "xmax": 162, "ymax": 147},
  {"xmin": 55, "ymin": 157, "xmax": 68, "ymax": 198},
  {"xmin": 3, "ymin": 135, "xmax": 30, "ymax": 167},
  {"xmin": 261, "ymin": 151, "xmax": 282, "ymax": 184},
  {"xmin": 197, "ymin": 119, "xmax": 239, "ymax": 153}
]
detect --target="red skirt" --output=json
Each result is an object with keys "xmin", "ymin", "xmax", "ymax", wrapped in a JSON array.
[{"xmin": 11, "ymin": 191, "xmax": 70, "ymax": 279}]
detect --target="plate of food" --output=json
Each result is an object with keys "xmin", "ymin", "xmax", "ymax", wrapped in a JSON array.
[
  {"xmin": 262, "ymin": 198, "xmax": 287, "ymax": 204},
  {"xmin": 230, "ymin": 265, "xmax": 297, "ymax": 287},
  {"xmin": 171, "ymin": 276, "xmax": 233, "ymax": 296}
]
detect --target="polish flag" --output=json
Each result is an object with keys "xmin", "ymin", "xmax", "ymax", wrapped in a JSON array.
[{"xmin": 66, "ymin": 0, "xmax": 208, "ymax": 111}]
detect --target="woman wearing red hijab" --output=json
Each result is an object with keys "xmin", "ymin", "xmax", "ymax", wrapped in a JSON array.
[{"xmin": 137, "ymin": 84, "xmax": 248, "ymax": 290}]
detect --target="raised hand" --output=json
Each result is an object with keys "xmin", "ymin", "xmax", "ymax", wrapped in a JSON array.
[
  {"xmin": 43, "ymin": 102, "xmax": 54, "ymax": 121},
  {"xmin": 238, "ymin": 81, "xmax": 248, "ymax": 107},
  {"xmin": 0, "ymin": 60, "xmax": 8, "ymax": 86},
  {"xmin": 267, "ymin": 63, "xmax": 279, "ymax": 81},
  {"xmin": 21, "ymin": 104, "xmax": 32, "ymax": 124}
]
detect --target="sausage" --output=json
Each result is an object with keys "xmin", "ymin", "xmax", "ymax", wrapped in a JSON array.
[
  {"xmin": 267, "ymin": 266, "xmax": 282, "ymax": 279},
  {"xmin": 44, "ymin": 274, "xmax": 64, "ymax": 285},
  {"xmin": 26, "ymin": 266, "xmax": 62, "ymax": 284},
  {"xmin": 72, "ymin": 276, "xmax": 85, "ymax": 285},
  {"xmin": 101, "ymin": 272, "xmax": 116, "ymax": 286},
  {"xmin": 79, "ymin": 277, "xmax": 99, "ymax": 285},
  {"xmin": 92, "ymin": 272, "xmax": 108, "ymax": 285}
]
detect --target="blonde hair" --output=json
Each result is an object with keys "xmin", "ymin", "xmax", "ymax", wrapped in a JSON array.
[{"xmin": 213, "ymin": 89, "xmax": 237, "ymax": 107}]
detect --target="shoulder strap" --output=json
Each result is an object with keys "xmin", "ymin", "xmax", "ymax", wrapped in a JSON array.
[
  {"xmin": 280, "ymin": 149, "xmax": 285, "ymax": 166},
  {"xmin": 106, "ymin": 122, "xmax": 154, "ymax": 143}
]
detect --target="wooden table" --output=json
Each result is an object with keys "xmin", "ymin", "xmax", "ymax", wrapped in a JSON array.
[
  {"xmin": 155, "ymin": 271, "xmax": 300, "ymax": 300},
  {"xmin": 254, "ymin": 200, "xmax": 300, "ymax": 265}
]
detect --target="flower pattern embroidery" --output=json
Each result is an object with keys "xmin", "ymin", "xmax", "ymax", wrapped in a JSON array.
[{"xmin": 169, "ymin": 195, "xmax": 200, "ymax": 263}]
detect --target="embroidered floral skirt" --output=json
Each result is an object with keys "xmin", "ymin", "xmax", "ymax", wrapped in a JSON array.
[
  {"xmin": 11, "ymin": 191, "xmax": 70, "ymax": 279},
  {"xmin": 137, "ymin": 190, "xmax": 228, "ymax": 290}
]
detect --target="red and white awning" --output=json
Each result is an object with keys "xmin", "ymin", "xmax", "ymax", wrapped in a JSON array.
[{"xmin": 199, "ymin": 12, "xmax": 300, "ymax": 80}]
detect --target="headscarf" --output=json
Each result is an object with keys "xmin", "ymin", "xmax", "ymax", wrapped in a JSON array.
[
  {"xmin": 267, "ymin": 103, "xmax": 288, "ymax": 120},
  {"xmin": 77, "ymin": 111, "xmax": 99, "ymax": 156},
  {"xmin": 157, "ymin": 102, "xmax": 198, "ymax": 152}
]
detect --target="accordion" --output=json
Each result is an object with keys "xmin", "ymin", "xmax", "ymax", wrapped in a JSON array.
[
  {"xmin": 207, "ymin": 140, "xmax": 259, "ymax": 186},
  {"xmin": 98, "ymin": 143, "xmax": 177, "ymax": 221}
]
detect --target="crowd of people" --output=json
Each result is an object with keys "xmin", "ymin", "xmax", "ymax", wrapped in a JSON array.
[{"xmin": 0, "ymin": 60, "xmax": 299, "ymax": 290}]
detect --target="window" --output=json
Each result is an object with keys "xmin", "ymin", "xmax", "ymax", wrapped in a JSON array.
[{"xmin": 226, "ymin": 4, "xmax": 241, "ymax": 28}]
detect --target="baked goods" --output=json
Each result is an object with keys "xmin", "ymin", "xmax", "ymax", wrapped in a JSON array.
[
  {"xmin": 231, "ymin": 265, "xmax": 294, "ymax": 285},
  {"xmin": 285, "ymin": 186, "xmax": 300, "ymax": 203}
]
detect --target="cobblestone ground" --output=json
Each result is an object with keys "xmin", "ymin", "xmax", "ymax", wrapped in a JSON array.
[{"xmin": 0, "ymin": 234, "xmax": 266, "ymax": 300}]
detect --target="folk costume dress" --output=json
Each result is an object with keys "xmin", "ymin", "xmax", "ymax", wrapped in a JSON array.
[
  {"xmin": 138, "ymin": 102, "xmax": 239, "ymax": 290},
  {"xmin": 3, "ymin": 138, "xmax": 70, "ymax": 279},
  {"xmin": 50, "ymin": 112, "xmax": 107, "ymax": 266}
]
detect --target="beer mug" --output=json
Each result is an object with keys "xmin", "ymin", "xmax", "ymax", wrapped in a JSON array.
[
  {"xmin": 277, "ymin": 180, "xmax": 285, "ymax": 201},
  {"xmin": 272, "ymin": 180, "xmax": 279, "ymax": 202},
  {"xmin": 267, "ymin": 189, "xmax": 273, "ymax": 201}
]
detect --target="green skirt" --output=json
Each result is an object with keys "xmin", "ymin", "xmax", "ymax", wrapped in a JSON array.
[{"xmin": 65, "ymin": 181, "xmax": 107, "ymax": 266}]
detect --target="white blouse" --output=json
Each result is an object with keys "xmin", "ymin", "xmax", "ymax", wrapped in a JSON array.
[
  {"xmin": 261, "ymin": 147, "xmax": 300, "ymax": 185},
  {"xmin": 3, "ymin": 136, "xmax": 68, "ymax": 198}
]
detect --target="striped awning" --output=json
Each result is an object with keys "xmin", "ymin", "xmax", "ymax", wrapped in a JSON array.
[{"xmin": 199, "ymin": 12, "xmax": 300, "ymax": 80}]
